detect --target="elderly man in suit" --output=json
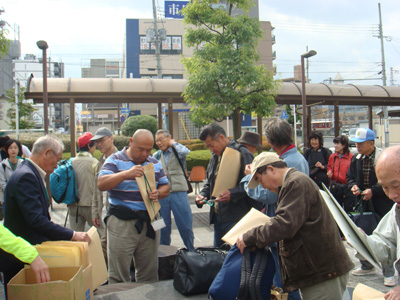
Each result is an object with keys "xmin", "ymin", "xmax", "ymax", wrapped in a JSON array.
[{"xmin": 3, "ymin": 135, "xmax": 90, "ymax": 288}]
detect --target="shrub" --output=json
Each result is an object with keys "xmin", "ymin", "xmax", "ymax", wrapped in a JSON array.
[
  {"xmin": 113, "ymin": 135, "xmax": 130, "ymax": 150},
  {"xmin": 186, "ymin": 150, "xmax": 211, "ymax": 171},
  {"xmin": 121, "ymin": 115, "xmax": 158, "ymax": 137}
]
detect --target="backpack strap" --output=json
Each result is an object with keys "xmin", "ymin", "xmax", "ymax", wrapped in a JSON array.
[
  {"xmin": 253, "ymin": 248, "xmax": 269, "ymax": 300},
  {"xmin": 237, "ymin": 248, "xmax": 251, "ymax": 300}
]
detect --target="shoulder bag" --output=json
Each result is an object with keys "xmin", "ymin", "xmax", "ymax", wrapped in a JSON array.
[
  {"xmin": 170, "ymin": 146, "xmax": 193, "ymax": 194},
  {"xmin": 349, "ymin": 198, "xmax": 381, "ymax": 235},
  {"xmin": 173, "ymin": 244, "xmax": 230, "ymax": 295}
]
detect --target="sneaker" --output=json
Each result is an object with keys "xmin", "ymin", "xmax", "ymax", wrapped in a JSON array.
[
  {"xmin": 351, "ymin": 268, "xmax": 375, "ymax": 276},
  {"xmin": 384, "ymin": 276, "xmax": 397, "ymax": 287}
]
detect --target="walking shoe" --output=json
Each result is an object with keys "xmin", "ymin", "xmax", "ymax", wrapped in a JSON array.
[
  {"xmin": 351, "ymin": 268, "xmax": 375, "ymax": 276},
  {"xmin": 384, "ymin": 276, "xmax": 397, "ymax": 287}
]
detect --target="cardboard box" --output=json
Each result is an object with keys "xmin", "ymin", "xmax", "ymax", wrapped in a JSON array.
[
  {"xmin": 7, "ymin": 266, "xmax": 92, "ymax": 300},
  {"xmin": 40, "ymin": 226, "xmax": 108, "ymax": 290}
]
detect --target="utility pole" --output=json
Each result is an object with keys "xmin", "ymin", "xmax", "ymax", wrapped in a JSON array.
[
  {"xmin": 152, "ymin": 0, "xmax": 166, "ymax": 129},
  {"xmin": 15, "ymin": 79, "xmax": 19, "ymax": 140},
  {"xmin": 152, "ymin": 0, "xmax": 162, "ymax": 79},
  {"xmin": 378, "ymin": 3, "xmax": 389, "ymax": 147}
]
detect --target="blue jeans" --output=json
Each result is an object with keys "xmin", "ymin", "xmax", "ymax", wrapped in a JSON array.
[
  {"xmin": 213, "ymin": 215, "xmax": 236, "ymax": 247},
  {"xmin": 159, "ymin": 192, "xmax": 194, "ymax": 251},
  {"xmin": 270, "ymin": 246, "xmax": 302, "ymax": 300}
]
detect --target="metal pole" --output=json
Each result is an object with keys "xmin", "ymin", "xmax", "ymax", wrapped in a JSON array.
[
  {"xmin": 378, "ymin": 3, "xmax": 389, "ymax": 146},
  {"xmin": 15, "ymin": 79, "xmax": 19, "ymax": 140},
  {"xmin": 42, "ymin": 50, "xmax": 49, "ymax": 134},
  {"xmin": 37, "ymin": 40, "xmax": 49, "ymax": 135},
  {"xmin": 301, "ymin": 55, "xmax": 307, "ymax": 152}
]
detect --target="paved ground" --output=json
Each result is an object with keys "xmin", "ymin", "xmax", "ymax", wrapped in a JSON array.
[{"xmin": 1, "ymin": 182, "xmax": 396, "ymax": 299}]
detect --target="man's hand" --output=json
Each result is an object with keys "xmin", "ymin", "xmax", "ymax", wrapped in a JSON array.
[
  {"xmin": 72, "ymin": 232, "xmax": 91, "ymax": 243},
  {"xmin": 315, "ymin": 161, "xmax": 324, "ymax": 169},
  {"xmin": 216, "ymin": 190, "xmax": 231, "ymax": 203},
  {"xmin": 92, "ymin": 217, "xmax": 100, "ymax": 228},
  {"xmin": 361, "ymin": 188, "xmax": 373, "ymax": 201},
  {"xmin": 195, "ymin": 194, "xmax": 206, "ymax": 205},
  {"xmin": 385, "ymin": 286, "xmax": 400, "ymax": 299},
  {"xmin": 327, "ymin": 170, "xmax": 333, "ymax": 179},
  {"xmin": 351, "ymin": 185, "xmax": 361, "ymax": 196},
  {"xmin": 149, "ymin": 190, "xmax": 159, "ymax": 202},
  {"xmin": 169, "ymin": 139, "xmax": 176, "ymax": 147},
  {"xmin": 125, "ymin": 165, "xmax": 144, "ymax": 179},
  {"xmin": 30, "ymin": 256, "xmax": 50, "ymax": 283},
  {"xmin": 236, "ymin": 235, "xmax": 247, "ymax": 254},
  {"xmin": 244, "ymin": 164, "xmax": 252, "ymax": 176}
]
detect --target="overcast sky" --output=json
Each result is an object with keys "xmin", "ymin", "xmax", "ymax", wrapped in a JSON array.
[{"xmin": 1, "ymin": 0, "xmax": 399, "ymax": 86}]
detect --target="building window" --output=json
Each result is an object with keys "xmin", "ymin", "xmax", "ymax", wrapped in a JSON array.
[
  {"xmin": 140, "ymin": 35, "xmax": 182, "ymax": 55},
  {"xmin": 141, "ymin": 74, "xmax": 183, "ymax": 79}
]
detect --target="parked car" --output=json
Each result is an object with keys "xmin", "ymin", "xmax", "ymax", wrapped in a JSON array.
[{"xmin": 348, "ymin": 128, "xmax": 358, "ymax": 147}]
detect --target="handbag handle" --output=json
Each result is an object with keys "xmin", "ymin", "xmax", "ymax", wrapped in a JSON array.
[{"xmin": 171, "ymin": 146, "xmax": 189, "ymax": 180}]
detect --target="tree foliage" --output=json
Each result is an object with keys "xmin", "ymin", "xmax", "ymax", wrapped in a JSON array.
[
  {"xmin": 0, "ymin": 27, "xmax": 10, "ymax": 58},
  {"xmin": 121, "ymin": 115, "xmax": 158, "ymax": 137},
  {"xmin": 6, "ymin": 87, "xmax": 37, "ymax": 129},
  {"xmin": 181, "ymin": 0, "xmax": 279, "ymax": 138}
]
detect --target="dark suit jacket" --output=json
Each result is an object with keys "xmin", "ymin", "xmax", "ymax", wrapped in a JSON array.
[{"xmin": 4, "ymin": 160, "xmax": 73, "ymax": 245}]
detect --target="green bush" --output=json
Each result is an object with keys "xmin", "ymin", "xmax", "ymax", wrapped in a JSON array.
[
  {"xmin": 186, "ymin": 150, "xmax": 211, "ymax": 171},
  {"xmin": 113, "ymin": 135, "xmax": 130, "ymax": 150},
  {"xmin": 121, "ymin": 115, "xmax": 158, "ymax": 137}
]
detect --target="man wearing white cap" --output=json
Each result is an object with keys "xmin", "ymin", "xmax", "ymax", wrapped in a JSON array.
[
  {"xmin": 347, "ymin": 128, "xmax": 395, "ymax": 286},
  {"xmin": 236, "ymin": 152, "xmax": 353, "ymax": 300}
]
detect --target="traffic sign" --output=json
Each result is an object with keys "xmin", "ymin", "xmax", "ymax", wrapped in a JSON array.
[
  {"xmin": 121, "ymin": 107, "xmax": 130, "ymax": 114},
  {"xmin": 120, "ymin": 115, "xmax": 126, "ymax": 123},
  {"xmin": 280, "ymin": 110, "xmax": 289, "ymax": 120}
]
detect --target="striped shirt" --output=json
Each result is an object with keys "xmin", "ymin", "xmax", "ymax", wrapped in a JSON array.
[{"xmin": 99, "ymin": 147, "xmax": 168, "ymax": 211}]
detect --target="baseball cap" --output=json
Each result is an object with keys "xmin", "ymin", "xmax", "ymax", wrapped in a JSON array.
[
  {"xmin": 350, "ymin": 128, "xmax": 375, "ymax": 143},
  {"xmin": 78, "ymin": 132, "xmax": 93, "ymax": 148},
  {"xmin": 90, "ymin": 127, "xmax": 113, "ymax": 141},
  {"xmin": 248, "ymin": 152, "xmax": 283, "ymax": 189},
  {"xmin": 237, "ymin": 131, "xmax": 262, "ymax": 148}
]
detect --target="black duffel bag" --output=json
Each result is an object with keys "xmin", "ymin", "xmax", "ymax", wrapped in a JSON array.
[
  {"xmin": 173, "ymin": 244, "xmax": 230, "ymax": 295},
  {"xmin": 349, "ymin": 199, "xmax": 381, "ymax": 235}
]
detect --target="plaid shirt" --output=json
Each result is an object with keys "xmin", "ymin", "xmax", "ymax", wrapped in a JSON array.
[{"xmin": 362, "ymin": 149, "xmax": 376, "ymax": 189}]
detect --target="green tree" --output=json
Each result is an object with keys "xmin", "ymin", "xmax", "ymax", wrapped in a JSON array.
[
  {"xmin": 6, "ymin": 87, "xmax": 37, "ymax": 129},
  {"xmin": 181, "ymin": 0, "xmax": 279, "ymax": 139},
  {"xmin": 121, "ymin": 115, "xmax": 158, "ymax": 137},
  {"xmin": 0, "ymin": 26, "xmax": 9, "ymax": 58}
]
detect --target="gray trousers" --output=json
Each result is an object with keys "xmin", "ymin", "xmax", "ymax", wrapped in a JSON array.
[
  {"xmin": 107, "ymin": 215, "xmax": 159, "ymax": 284},
  {"xmin": 68, "ymin": 205, "xmax": 94, "ymax": 231},
  {"xmin": 300, "ymin": 272, "xmax": 349, "ymax": 300}
]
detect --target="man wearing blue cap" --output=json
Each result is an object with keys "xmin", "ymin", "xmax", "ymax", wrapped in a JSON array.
[{"xmin": 347, "ymin": 128, "xmax": 395, "ymax": 286}]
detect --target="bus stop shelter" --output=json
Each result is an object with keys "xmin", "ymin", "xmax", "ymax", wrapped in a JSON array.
[{"xmin": 25, "ymin": 78, "xmax": 400, "ymax": 156}]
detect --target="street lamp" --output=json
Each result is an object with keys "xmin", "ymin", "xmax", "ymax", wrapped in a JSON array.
[
  {"xmin": 37, "ymin": 40, "xmax": 49, "ymax": 134},
  {"xmin": 301, "ymin": 49, "xmax": 317, "ymax": 152}
]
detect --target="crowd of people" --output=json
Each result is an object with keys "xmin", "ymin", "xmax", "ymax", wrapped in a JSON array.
[{"xmin": 1, "ymin": 122, "xmax": 400, "ymax": 299}]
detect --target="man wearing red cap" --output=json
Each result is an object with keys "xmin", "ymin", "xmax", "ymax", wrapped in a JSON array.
[{"xmin": 69, "ymin": 132, "xmax": 99, "ymax": 231}]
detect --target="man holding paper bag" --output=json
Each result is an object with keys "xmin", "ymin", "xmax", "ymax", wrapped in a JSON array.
[
  {"xmin": 195, "ymin": 123, "xmax": 256, "ymax": 247},
  {"xmin": 236, "ymin": 152, "xmax": 353, "ymax": 300},
  {"xmin": 98, "ymin": 129, "xmax": 170, "ymax": 284}
]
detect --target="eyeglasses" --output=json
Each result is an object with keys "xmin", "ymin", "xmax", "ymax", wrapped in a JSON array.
[
  {"xmin": 94, "ymin": 136, "xmax": 110, "ymax": 144},
  {"xmin": 155, "ymin": 136, "xmax": 167, "ymax": 143},
  {"xmin": 50, "ymin": 149, "xmax": 62, "ymax": 162}
]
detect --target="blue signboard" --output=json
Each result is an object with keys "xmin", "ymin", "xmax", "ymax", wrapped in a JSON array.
[
  {"xmin": 165, "ymin": 1, "xmax": 189, "ymax": 19},
  {"xmin": 280, "ymin": 110, "xmax": 289, "ymax": 120},
  {"xmin": 121, "ymin": 107, "xmax": 130, "ymax": 114},
  {"xmin": 128, "ymin": 110, "xmax": 141, "ymax": 117}
]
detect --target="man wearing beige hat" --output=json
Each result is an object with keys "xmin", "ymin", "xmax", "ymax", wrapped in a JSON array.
[{"xmin": 236, "ymin": 152, "xmax": 353, "ymax": 300}]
